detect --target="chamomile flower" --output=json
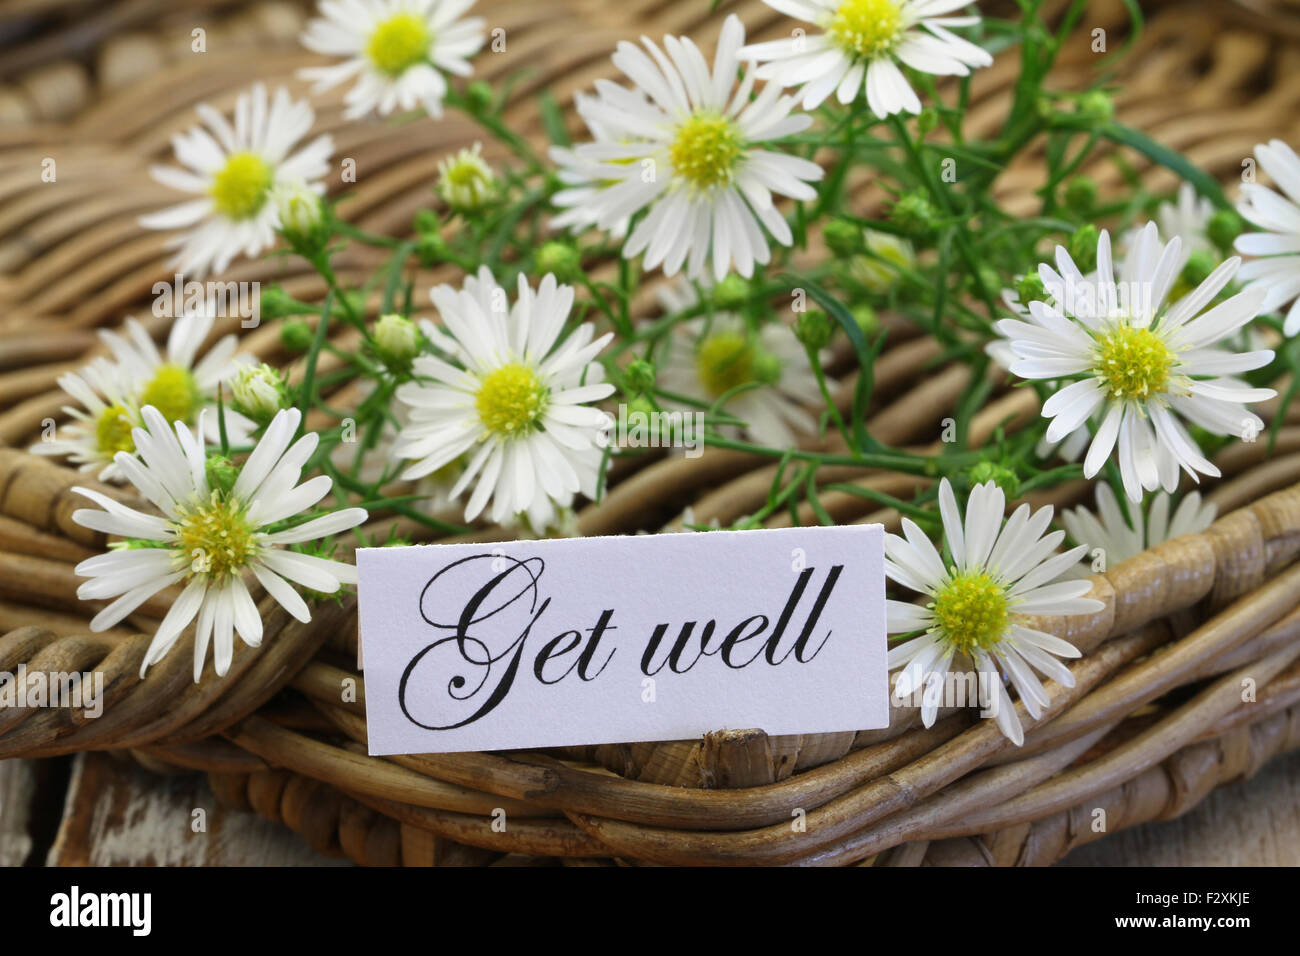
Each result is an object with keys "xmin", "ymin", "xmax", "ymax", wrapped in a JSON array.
[
  {"xmin": 1061, "ymin": 483, "xmax": 1216, "ymax": 572},
  {"xmin": 887, "ymin": 479, "xmax": 1103, "ymax": 745},
  {"xmin": 654, "ymin": 280, "xmax": 822, "ymax": 447},
  {"xmin": 551, "ymin": 14, "xmax": 824, "ymax": 281},
  {"xmin": 32, "ymin": 360, "xmax": 141, "ymax": 482},
  {"xmin": 392, "ymin": 268, "xmax": 615, "ymax": 525},
  {"xmin": 436, "ymin": 142, "xmax": 496, "ymax": 212},
  {"xmin": 71, "ymin": 406, "xmax": 367, "ymax": 681},
  {"xmin": 1234, "ymin": 139, "xmax": 1300, "ymax": 335},
  {"xmin": 98, "ymin": 310, "xmax": 250, "ymax": 442},
  {"xmin": 985, "ymin": 291, "xmax": 1090, "ymax": 464},
  {"xmin": 32, "ymin": 311, "xmax": 250, "ymax": 479},
  {"xmin": 998, "ymin": 223, "xmax": 1275, "ymax": 502},
  {"xmin": 140, "ymin": 84, "xmax": 333, "ymax": 276},
  {"xmin": 549, "ymin": 92, "xmax": 637, "ymax": 239},
  {"xmin": 1154, "ymin": 182, "xmax": 1216, "ymax": 264},
  {"xmin": 739, "ymin": 0, "xmax": 993, "ymax": 117},
  {"xmin": 1115, "ymin": 183, "xmax": 1215, "ymax": 291},
  {"xmin": 299, "ymin": 0, "xmax": 485, "ymax": 120}
]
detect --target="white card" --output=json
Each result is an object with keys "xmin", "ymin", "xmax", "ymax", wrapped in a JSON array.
[{"xmin": 356, "ymin": 524, "xmax": 888, "ymax": 755}]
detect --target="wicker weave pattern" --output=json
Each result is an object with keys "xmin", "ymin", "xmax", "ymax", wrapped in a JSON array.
[{"xmin": 3, "ymin": 0, "xmax": 1300, "ymax": 864}]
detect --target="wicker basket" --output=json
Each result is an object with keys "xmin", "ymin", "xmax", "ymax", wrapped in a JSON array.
[{"xmin": 3, "ymin": 0, "xmax": 1300, "ymax": 866}]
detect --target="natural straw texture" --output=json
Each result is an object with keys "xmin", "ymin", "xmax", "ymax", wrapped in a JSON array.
[{"xmin": 4, "ymin": 0, "xmax": 1300, "ymax": 864}]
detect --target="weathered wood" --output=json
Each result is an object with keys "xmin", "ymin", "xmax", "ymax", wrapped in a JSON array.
[
  {"xmin": 46, "ymin": 752, "xmax": 349, "ymax": 866},
  {"xmin": 0, "ymin": 758, "xmax": 36, "ymax": 865},
  {"xmin": 1060, "ymin": 751, "xmax": 1300, "ymax": 866}
]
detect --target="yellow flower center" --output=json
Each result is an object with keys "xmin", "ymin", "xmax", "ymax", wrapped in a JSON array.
[
  {"xmin": 670, "ymin": 112, "xmax": 743, "ymax": 191},
  {"xmin": 829, "ymin": 0, "xmax": 905, "ymax": 58},
  {"xmin": 475, "ymin": 363, "xmax": 549, "ymax": 438},
  {"xmin": 140, "ymin": 364, "xmax": 201, "ymax": 425},
  {"xmin": 1094, "ymin": 324, "xmax": 1176, "ymax": 401},
  {"xmin": 366, "ymin": 13, "xmax": 431, "ymax": 76},
  {"xmin": 95, "ymin": 404, "xmax": 137, "ymax": 456},
  {"xmin": 173, "ymin": 491, "xmax": 257, "ymax": 580},
  {"xmin": 930, "ymin": 571, "xmax": 1010, "ymax": 654},
  {"xmin": 697, "ymin": 332, "xmax": 751, "ymax": 396},
  {"xmin": 209, "ymin": 151, "xmax": 274, "ymax": 220}
]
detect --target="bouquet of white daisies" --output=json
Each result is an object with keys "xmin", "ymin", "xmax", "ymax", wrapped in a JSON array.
[{"xmin": 40, "ymin": 1, "xmax": 1295, "ymax": 743}]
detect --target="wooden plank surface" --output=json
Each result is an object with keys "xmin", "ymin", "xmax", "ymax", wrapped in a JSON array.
[
  {"xmin": 1060, "ymin": 750, "xmax": 1300, "ymax": 866},
  {"xmin": 43, "ymin": 753, "xmax": 348, "ymax": 866}
]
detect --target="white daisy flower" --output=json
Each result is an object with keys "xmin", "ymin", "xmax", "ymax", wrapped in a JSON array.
[
  {"xmin": 551, "ymin": 14, "xmax": 824, "ymax": 281},
  {"xmin": 98, "ymin": 310, "xmax": 251, "ymax": 443},
  {"xmin": 1234, "ymin": 139, "xmax": 1300, "ymax": 335},
  {"xmin": 549, "ymin": 91, "xmax": 637, "ymax": 239},
  {"xmin": 1117, "ymin": 182, "xmax": 1215, "ymax": 282},
  {"xmin": 392, "ymin": 268, "xmax": 615, "ymax": 526},
  {"xmin": 71, "ymin": 406, "xmax": 367, "ymax": 681},
  {"xmin": 1155, "ymin": 182, "xmax": 1216, "ymax": 263},
  {"xmin": 32, "ymin": 311, "xmax": 251, "ymax": 479},
  {"xmin": 654, "ymin": 280, "xmax": 822, "ymax": 447},
  {"xmin": 140, "ymin": 84, "xmax": 333, "ymax": 277},
  {"xmin": 986, "ymin": 285, "xmax": 1090, "ymax": 464},
  {"xmin": 1061, "ymin": 483, "xmax": 1216, "ymax": 573},
  {"xmin": 299, "ymin": 0, "xmax": 485, "ymax": 120},
  {"xmin": 32, "ymin": 360, "xmax": 141, "ymax": 482},
  {"xmin": 887, "ymin": 478, "xmax": 1104, "ymax": 745},
  {"xmin": 739, "ymin": 0, "xmax": 993, "ymax": 117},
  {"xmin": 997, "ymin": 222, "xmax": 1275, "ymax": 502}
]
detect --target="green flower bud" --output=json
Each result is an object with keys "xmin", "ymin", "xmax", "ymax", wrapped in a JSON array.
[
  {"xmin": 1068, "ymin": 224, "xmax": 1100, "ymax": 273},
  {"xmin": 969, "ymin": 461, "xmax": 1020, "ymax": 499},
  {"xmin": 794, "ymin": 309, "xmax": 835, "ymax": 351},
  {"xmin": 625, "ymin": 394, "xmax": 657, "ymax": 421},
  {"xmin": 413, "ymin": 209, "xmax": 441, "ymax": 235},
  {"xmin": 417, "ymin": 232, "xmax": 451, "ymax": 266},
  {"xmin": 1015, "ymin": 273, "xmax": 1048, "ymax": 305},
  {"xmin": 752, "ymin": 348, "xmax": 782, "ymax": 386},
  {"xmin": 1064, "ymin": 177, "xmax": 1098, "ymax": 213},
  {"xmin": 849, "ymin": 230, "xmax": 917, "ymax": 293},
  {"xmin": 916, "ymin": 108, "xmax": 939, "ymax": 137},
  {"xmin": 259, "ymin": 285, "xmax": 301, "ymax": 320},
  {"xmin": 341, "ymin": 290, "xmax": 367, "ymax": 318},
  {"xmin": 1180, "ymin": 249, "xmax": 1217, "ymax": 289},
  {"xmin": 280, "ymin": 320, "xmax": 315, "ymax": 353},
  {"xmin": 204, "ymin": 454, "xmax": 240, "ymax": 495},
  {"xmin": 437, "ymin": 143, "xmax": 497, "ymax": 213},
  {"xmin": 373, "ymin": 313, "xmax": 420, "ymax": 365},
  {"xmin": 464, "ymin": 81, "xmax": 495, "ymax": 115},
  {"xmin": 230, "ymin": 363, "xmax": 290, "ymax": 426},
  {"xmin": 1207, "ymin": 208, "xmax": 1244, "ymax": 252},
  {"xmin": 624, "ymin": 358, "xmax": 656, "ymax": 395},
  {"xmin": 711, "ymin": 274, "xmax": 751, "ymax": 310},
  {"xmin": 823, "ymin": 218, "xmax": 864, "ymax": 257},
  {"xmin": 274, "ymin": 180, "xmax": 324, "ymax": 241},
  {"xmin": 889, "ymin": 191, "xmax": 937, "ymax": 237},
  {"xmin": 1076, "ymin": 90, "xmax": 1114, "ymax": 123},
  {"xmin": 975, "ymin": 265, "xmax": 1002, "ymax": 300},
  {"xmin": 535, "ymin": 241, "xmax": 582, "ymax": 280},
  {"xmin": 852, "ymin": 303, "xmax": 879, "ymax": 337}
]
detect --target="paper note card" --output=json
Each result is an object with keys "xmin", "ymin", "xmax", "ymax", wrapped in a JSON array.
[{"xmin": 356, "ymin": 525, "xmax": 888, "ymax": 755}]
